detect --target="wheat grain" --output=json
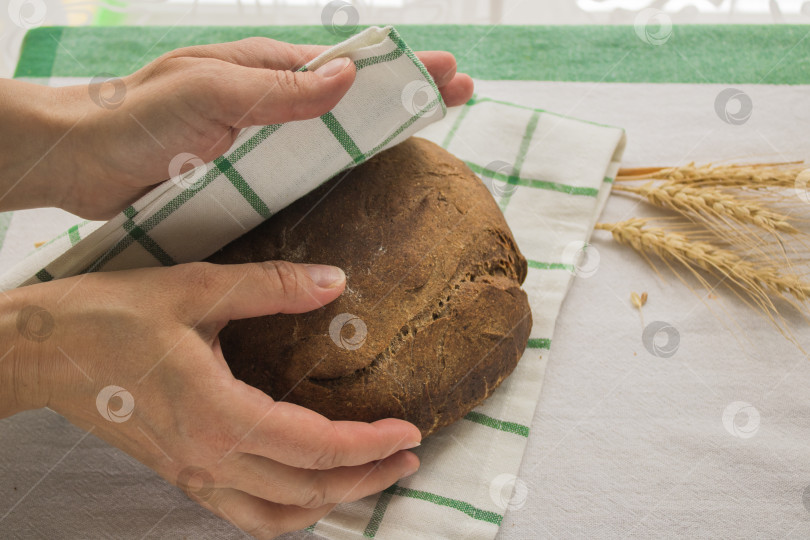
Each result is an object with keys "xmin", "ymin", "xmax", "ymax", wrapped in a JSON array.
[{"xmin": 630, "ymin": 291, "xmax": 647, "ymax": 326}]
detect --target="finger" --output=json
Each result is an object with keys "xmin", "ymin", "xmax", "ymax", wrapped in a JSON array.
[
  {"xmin": 177, "ymin": 261, "xmax": 346, "ymax": 323},
  {"xmin": 188, "ymin": 47, "xmax": 467, "ymax": 123},
  {"xmin": 232, "ymin": 384, "xmax": 422, "ymax": 469},
  {"xmin": 417, "ymin": 52, "xmax": 477, "ymax": 106},
  {"xmin": 165, "ymin": 39, "xmax": 454, "ymax": 86},
  {"xmin": 164, "ymin": 37, "xmax": 328, "ymax": 71},
  {"xmin": 417, "ymin": 52, "xmax": 476, "ymax": 106},
  {"xmin": 223, "ymin": 450, "xmax": 418, "ymax": 508},
  {"xmin": 209, "ymin": 58, "xmax": 356, "ymax": 126},
  {"xmin": 203, "ymin": 487, "xmax": 334, "ymax": 539},
  {"xmin": 440, "ymin": 73, "xmax": 475, "ymax": 107},
  {"xmin": 415, "ymin": 51, "xmax": 457, "ymax": 88}
]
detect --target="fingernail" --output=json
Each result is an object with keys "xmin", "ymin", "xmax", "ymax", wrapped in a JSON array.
[
  {"xmin": 314, "ymin": 57, "xmax": 351, "ymax": 78},
  {"xmin": 304, "ymin": 264, "xmax": 345, "ymax": 288},
  {"xmin": 401, "ymin": 462, "xmax": 420, "ymax": 479},
  {"xmin": 401, "ymin": 441, "xmax": 421, "ymax": 450}
]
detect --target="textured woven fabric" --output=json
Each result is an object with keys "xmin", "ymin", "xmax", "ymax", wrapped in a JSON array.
[
  {"xmin": 0, "ymin": 26, "xmax": 625, "ymax": 540},
  {"xmin": 0, "ymin": 25, "xmax": 445, "ymax": 291}
]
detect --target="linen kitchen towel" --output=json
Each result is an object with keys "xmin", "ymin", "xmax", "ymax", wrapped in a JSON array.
[{"xmin": 0, "ymin": 25, "xmax": 445, "ymax": 291}]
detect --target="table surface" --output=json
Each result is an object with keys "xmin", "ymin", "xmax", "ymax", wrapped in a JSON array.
[{"xmin": 3, "ymin": 24, "xmax": 810, "ymax": 540}]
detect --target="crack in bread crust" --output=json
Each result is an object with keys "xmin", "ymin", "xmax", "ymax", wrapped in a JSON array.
[{"xmin": 306, "ymin": 230, "xmax": 525, "ymax": 385}]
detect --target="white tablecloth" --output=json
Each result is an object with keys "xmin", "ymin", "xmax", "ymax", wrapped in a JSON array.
[
  {"xmin": 489, "ymin": 79, "xmax": 810, "ymax": 540},
  {"xmin": 2, "ymin": 78, "xmax": 809, "ymax": 539}
]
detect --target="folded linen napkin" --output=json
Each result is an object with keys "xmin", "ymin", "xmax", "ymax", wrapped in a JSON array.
[{"xmin": 0, "ymin": 26, "xmax": 444, "ymax": 291}]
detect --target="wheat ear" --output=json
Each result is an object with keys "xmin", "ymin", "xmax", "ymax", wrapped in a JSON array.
[
  {"xmin": 612, "ymin": 182, "xmax": 798, "ymax": 234},
  {"xmin": 617, "ymin": 162, "xmax": 809, "ymax": 190},
  {"xmin": 595, "ymin": 219, "xmax": 810, "ymax": 307}
]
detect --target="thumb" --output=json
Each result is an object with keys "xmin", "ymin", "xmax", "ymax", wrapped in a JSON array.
[
  {"xmin": 221, "ymin": 57, "xmax": 356, "ymax": 128},
  {"xmin": 182, "ymin": 261, "xmax": 346, "ymax": 323}
]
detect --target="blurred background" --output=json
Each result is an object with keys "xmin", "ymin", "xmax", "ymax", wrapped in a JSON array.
[{"xmin": 3, "ymin": 0, "xmax": 810, "ymax": 76}]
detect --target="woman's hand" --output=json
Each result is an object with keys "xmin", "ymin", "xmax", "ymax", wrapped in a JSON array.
[
  {"xmin": 0, "ymin": 261, "xmax": 421, "ymax": 538},
  {"xmin": 0, "ymin": 38, "xmax": 473, "ymax": 219}
]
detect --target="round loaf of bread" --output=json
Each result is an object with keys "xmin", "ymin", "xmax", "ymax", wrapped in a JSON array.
[{"xmin": 206, "ymin": 137, "xmax": 532, "ymax": 436}]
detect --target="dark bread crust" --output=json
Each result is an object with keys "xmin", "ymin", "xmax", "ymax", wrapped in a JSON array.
[{"xmin": 206, "ymin": 137, "xmax": 532, "ymax": 436}]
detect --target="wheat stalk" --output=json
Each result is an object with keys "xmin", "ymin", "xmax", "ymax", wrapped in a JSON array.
[
  {"xmin": 595, "ymin": 218, "xmax": 810, "ymax": 310},
  {"xmin": 617, "ymin": 162, "xmax": 809, "ymax": 190},
  {"xmin": 612, "ymin": 182, "xmax": 798, "ymax": 234},
  {"xmin": 604, "ymin": 162, "xmax": 810, "ymax": 347}
]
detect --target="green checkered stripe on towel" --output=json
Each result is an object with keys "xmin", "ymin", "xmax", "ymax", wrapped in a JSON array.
[{"xmin": 0, "ymin": 26, "xmax": 446, "ymax": 291}]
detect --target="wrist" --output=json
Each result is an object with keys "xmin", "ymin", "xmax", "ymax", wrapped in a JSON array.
[
  {"xmin": 0, "ymin": 288, "xmax": 56, "ymax": 417},
  {"xmin": 0, "ymin": 80, "xmax": 81, "ymax": 213}
]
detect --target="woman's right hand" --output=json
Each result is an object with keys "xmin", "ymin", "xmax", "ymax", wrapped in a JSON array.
[{"xmin": 1, "ymin": 260, "xmax": 421, "ymax": 538}]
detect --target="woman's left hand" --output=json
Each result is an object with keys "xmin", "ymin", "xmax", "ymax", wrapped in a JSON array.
[{"xmin": 0, "ymin": 38, "xmax": 473, "ymax": 219}]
